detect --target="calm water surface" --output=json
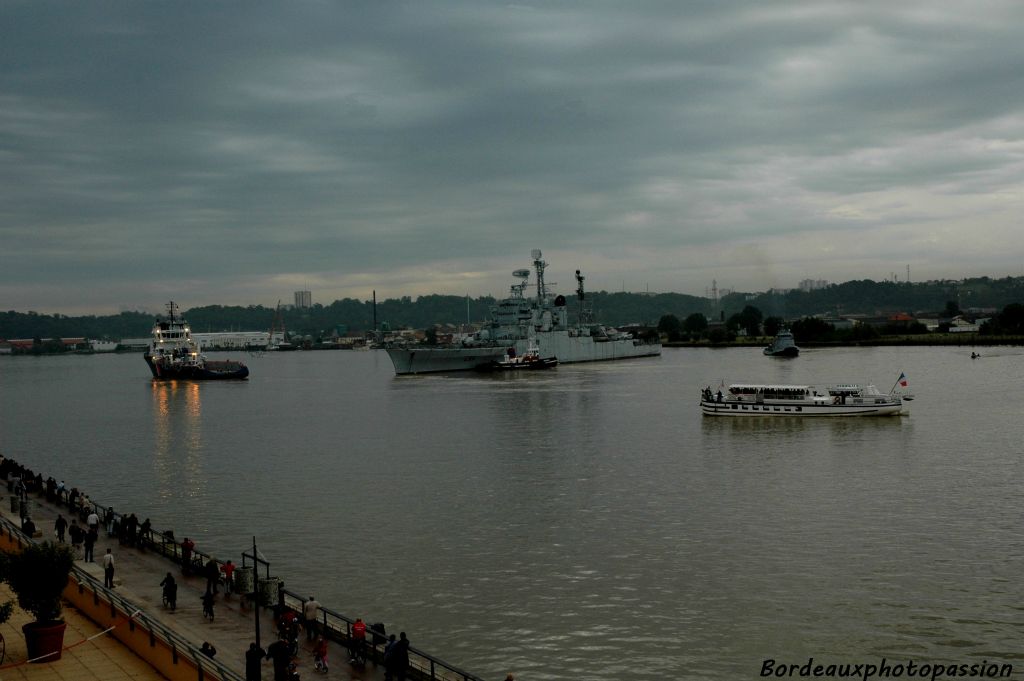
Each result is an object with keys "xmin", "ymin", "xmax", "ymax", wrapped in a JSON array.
[{"xmin": 2, "ymin": 346, "xmax": 1023, "ymax": 680}]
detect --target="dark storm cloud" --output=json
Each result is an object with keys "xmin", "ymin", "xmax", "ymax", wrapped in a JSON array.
[{"xmin": 3, "ymin": 1, "xmax": 1024, "ymax": 313}]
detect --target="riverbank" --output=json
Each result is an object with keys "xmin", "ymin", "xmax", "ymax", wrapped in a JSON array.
[
  {"xmin": 664, "ymin": 332, "xmax": 1024, "ymax": 348},
  {"xmin": 0, "ymin": 457, "xmax": 484, "ymax": 681}
]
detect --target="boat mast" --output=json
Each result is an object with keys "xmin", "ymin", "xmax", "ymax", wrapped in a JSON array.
[
  {"xmin": 532, "ymin": 249, "xmax": 546, "ymax": 304},
  {"xmin": 575, "ymin": 269, "xmax": 594, "ymax": 326}
]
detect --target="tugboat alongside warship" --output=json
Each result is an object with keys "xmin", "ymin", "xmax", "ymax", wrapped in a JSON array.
[
  {"xmin": 386, "ymin": 250, "xmax": 662, "ymax": 375},
  {"xmin": 144, "ymin": 302, "xmax": 250, "ymax": 380}
]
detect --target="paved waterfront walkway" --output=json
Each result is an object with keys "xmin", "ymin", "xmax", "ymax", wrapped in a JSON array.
[
  {"xmin": 1, "ymin": 492, "xmax": 389, "ymax": 681},
  {"xmin": 0, "ymin": 583, "xmax": 165, "ymax": 681}
]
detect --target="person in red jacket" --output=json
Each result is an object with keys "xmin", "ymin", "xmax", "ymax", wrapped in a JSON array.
[{"xmin": 349, "ymin": 617, "xmax": 367, "ymax": 664}]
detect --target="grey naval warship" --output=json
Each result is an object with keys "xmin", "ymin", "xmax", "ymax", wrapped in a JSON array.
[{"xmin": 386, "ymin": 250, "xmax": 662, "ymax": 375}]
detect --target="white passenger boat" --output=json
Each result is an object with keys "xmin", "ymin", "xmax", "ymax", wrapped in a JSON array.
[
  {"xmin": 700, "ymin": 383, "xmax": 904, "ymax": 417},
  {"xmin": 386, "ymin": 250, "xmax": 661, "ymax": 374}
]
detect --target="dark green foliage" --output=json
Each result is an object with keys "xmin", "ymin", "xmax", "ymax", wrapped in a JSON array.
[
  {"xmin": 682, "ymin": 313, "xmax": 709, "ymax": 336},
  {"xmin": 3, "ymin": 275, "xmax": 1024, "ymax": 340},
  {"xmin": 0, "ymin": 542, "xmax": 75, "ymax": 623},
  {"xmin": 981, "ymin": 303, "xmax": 1024, "ymax": 335},
  {"xmin": 657, "ymin": 314, "xmax": 683, "ymax": 341},
  {"xmin": 790, "ymin": 317, "xmax": 835, "ymax": 343},
  {"xmin": 763, "ymin": 316, "xmax": 783, "ymax": 337}
]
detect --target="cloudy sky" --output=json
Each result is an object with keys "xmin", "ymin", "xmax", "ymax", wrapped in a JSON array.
[{"xmin": 4, "ymin": 1, "xmax": 1024, "ymax": 314}]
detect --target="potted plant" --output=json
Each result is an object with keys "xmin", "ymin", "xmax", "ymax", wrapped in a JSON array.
[{"xmin": 0, "ymin": 541, "xmax": 75, "ymax": 662}]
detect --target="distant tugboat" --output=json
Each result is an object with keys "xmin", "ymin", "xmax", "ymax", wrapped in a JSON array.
[
  {"xmin": 144, "ymin": 302, "xmax": 249, "ymax": 380},
  {"xmin": 475, "ymin": 345, "xmax": 558, "ymax": 372},
  {"xmin": 763, "ymin": 329, "xmax": 800, "ymax": 357}
]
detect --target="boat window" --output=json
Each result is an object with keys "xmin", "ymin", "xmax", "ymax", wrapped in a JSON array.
[
  {"xmin": 731, "ymin": 404, "xmax": 737, "ymax": 410},
  {"xmin": 795, "ymin": 406, "xmax": 802, "ymax": 412}
]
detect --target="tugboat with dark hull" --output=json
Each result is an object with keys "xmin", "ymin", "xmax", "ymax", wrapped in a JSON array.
[
  {"xmin": 475, "ymin": 345, "xmax": 558, "ymax": 372},
  {"xmin": 763, "ymin": 329, "xmax": 800, "ymax": 357},
  {"xmin": 144, "ymin": 302, "xmax": 250, "ymax": 380}
]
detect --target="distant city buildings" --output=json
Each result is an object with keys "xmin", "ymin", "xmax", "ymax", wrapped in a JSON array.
[
  {"xmin": 798, "ymin": 279, "xmax": 829, "ymax": 292},
  {"xmin": 294, "ymin": 290, "xmax": 312, "ymax": 309}
]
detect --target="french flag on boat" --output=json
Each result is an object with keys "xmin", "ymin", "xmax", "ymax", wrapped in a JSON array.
[{"xmin": 898, "ymin": 371, "xmax": 908, "ymax": 387}]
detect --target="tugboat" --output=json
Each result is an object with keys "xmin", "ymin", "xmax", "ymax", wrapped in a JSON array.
[
  {"xmin": 763, "ymin": 329, "xmax": 800, "ymax": 357},
  {"xmin": 475, "ymin": 345, "xmax": 558, "ymax": 372},
  {"xmin": 144, "ymin": 302, "xmax": 249, "ymax": 380}
]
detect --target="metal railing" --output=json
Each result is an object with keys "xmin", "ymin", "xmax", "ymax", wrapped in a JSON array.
[
  {"xmin": 18, "ymin": 481, "xmax": 487, "ymax": 681},
  {"xmin": 0, "ymin": 516, "xmax": 245, "ymax": 681},
  {"xmin": 279, "ymin": 586, "xmax": 485, "ymax": 681}
]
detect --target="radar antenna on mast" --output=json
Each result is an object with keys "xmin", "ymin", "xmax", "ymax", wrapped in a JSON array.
[
  {"xmin": 531, "ymin": 249, "xmax": 547, "ymax": 303},
  {"xmin": 575, "ymin": 269, "xmax": 594, "ymax": 326}
]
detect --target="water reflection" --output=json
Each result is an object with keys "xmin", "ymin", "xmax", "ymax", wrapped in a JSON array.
[{"xmin": 150, "ymin": 380, "xmax": 204, "ymax": 500}]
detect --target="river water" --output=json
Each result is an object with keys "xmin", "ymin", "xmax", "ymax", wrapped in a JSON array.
[{"xmin": 1, "ymin": 346, "xmax": 1022, "ymax": 680}]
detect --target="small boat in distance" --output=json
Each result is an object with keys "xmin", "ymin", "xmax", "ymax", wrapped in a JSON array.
[
  {"xmin": 475, "ymin": 345, "xmax": 558, "ymax": 372},
  {"xmin": 144, "ymin": 302, "xmax": 249, "ymax": 380},
  {"xmin": 763, "ymin": 329, "xmax": 799, "ymax": 357},
  {"xmin": 700, "ymin": 382, "xmax": 904, "ymax": 416},
  {"xmin": 267, "ymin": 300, "xmax": 297, "ymax": 351}
]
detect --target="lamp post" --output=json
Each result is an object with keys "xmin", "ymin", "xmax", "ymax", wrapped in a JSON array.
[{"xmin": 253, "ymin": 536, "xmax": 261, "ymax": 648}]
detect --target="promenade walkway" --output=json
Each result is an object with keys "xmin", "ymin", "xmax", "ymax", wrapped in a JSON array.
[
  {"xmin": 0, "ymin": 490, "xmax": 390, "ymax": 681},
  {"xmin": 0, "ymin": 583, "xmax": 164, "ymax": 681}
]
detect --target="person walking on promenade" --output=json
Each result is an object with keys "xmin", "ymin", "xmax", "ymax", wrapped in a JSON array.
[
  {"xmin": 83, "ymin": 525, "xmax": 97, "ymax": 562},
  {"xmin": 86, "ymin": 507, "xmax": 99, "ymax": 533},
  {"xmin": 302, "ymin": 595, "xmax": 320, "ymax": 641},
  {"xmin": 180, "ymin": 537, "xmax": 195, "ymax": 575},
  {"xmin": 204, "ymin": 557, "xmax": 220, "ymax": 594},
  {"xmin": 266, "ymin": 636, "xmax": 292, "ymax": 681},
  {"xmin": 312, "ymin": 635, "xmax": 329, "ymax": 673},
  {"xmin": 126, "ymin": 513, "xmax": 139, "ymax": 546},
  {"xmin": 393, "ymin": 632, "xmax": 410, "ymax": 681},
  {"xmin": 139, "ymin": 517, "xmax": 152, "ymax": 549},
  {"xmin": 245, "ymin": 642, "xmax": 266, "ymax": 681},
  {"xmin": 383, "ymin": 634, "xmax": 398, "ymax": 681},
  {"xmin": 200, "ymin": 642, "xmax": 217, "ymax": 658},
  {"xmin": 349, "ymin": 617, "xmax": 367, "ymax": 664},
  {"xmin": 201, "ymin": 590, "xmax": 215, "ymax": 620},
  {"xmin": 161, "ymin": 572, "xmax": 178, "ymax": 611},
  {"xmin": 221, "ymin": 559, "xmax": 236, "ymax": 595},
  {"xmin": 69, "ymin": 519, "xmax": 84, "ymax": 556},
  {"xmin": 104, "ymin": 506, "xmax": 115, "ymax": 535},
  {"xmin": 102, "ymin": 548, "xmax": 115, "ymax": 588},
  {"xmin": 54, "ymin": 513, "xmax": 68, "ymax": 542}
]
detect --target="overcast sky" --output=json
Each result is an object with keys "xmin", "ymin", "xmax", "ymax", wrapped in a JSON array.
[{"xmin": 4, "ymin": 1, "xmax": 1024, "ymax": 314}]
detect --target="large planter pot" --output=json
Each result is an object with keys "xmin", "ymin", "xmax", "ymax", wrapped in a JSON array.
[{"xmin": 22, "ymin": 620, "xmax": 67, "ymax": 663}]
